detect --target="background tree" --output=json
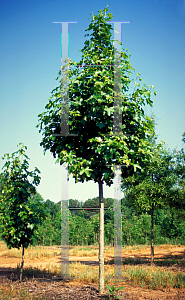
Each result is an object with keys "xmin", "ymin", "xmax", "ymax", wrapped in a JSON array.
[
  {"xmin": 0, "ymin": 173, "xmax": 5, "ymax": 236},
  {"xmin": 45, "ymin": 198, "xmax": 61, "ymax": 220},
  {"xmin": 37, "ymin": 6, "xmax": 156, "ymax": 293},
  {"xmin": 28, "ymin": 195, "xmax": 185, "ymax": 247},
  {"xmin": 0, "ymin": 174, "xmax": 4, "ymax": 194},
  {"xmin": 0, "ymin": 143, "xmax": 47, "ymax": 282},
  {"xmin": 121, "ymin": 137, "xmax": 178, "ymax": 264},
  {"xmin": 168, "ymin": 132, "xmax": 185, "ymax": 220}
]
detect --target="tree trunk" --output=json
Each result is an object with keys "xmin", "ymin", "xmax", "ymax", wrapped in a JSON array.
[
  {"xmin": 151, "ymin": 206, "xmax": 154, "ymax": 265},
  {"xmin": 130, "ymin": 233, "xmax": 131, "ymax": 246},
  {"xmin": 98, "ymin": 176, "xmax": 104, "ymax": 294},
  {"xmin": 77, "ymin": 229, "xmax": 79, "ymax": 246},
  {"xmin": 20, "ymin": 244, "xmax": 25, "ymax": 282}
]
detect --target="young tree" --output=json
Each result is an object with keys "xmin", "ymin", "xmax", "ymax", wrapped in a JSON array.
[
  {"xmin": 169, "ymin": 132, "xmax": 185, "ymax": 220},
  {"xmin": 0, "ymin": 173, "xmax": 5, "ymax": 236},
  {"xmin": 0, "ymin": 143, "xmax": 47, "ymax": 282},
  {"xmin": 37, "ymin": 6, "xmax": 156, "ymax": 293},
  {"xmin": 0, "ymin": 174, "xmax": 4, "ymax": 194},
  {"xmin": 121, "ymin": 139, "xmax": 177, "ymax": 264}
]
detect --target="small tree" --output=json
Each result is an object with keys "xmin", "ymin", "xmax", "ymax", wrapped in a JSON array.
[
  {"xmin": 168, "ymin": 132, "xmax": 185, "ymax": 220},
  {"xmin": 0, "ymin": 143, "xmax": 47, "ymax": 282},
  {"xmin": 122, "ymin": 138, "xmax": 177, "ymax": 264},
  {"xmin": 37, "ymin": 6, "xmax": 156, "ymax": 293}
]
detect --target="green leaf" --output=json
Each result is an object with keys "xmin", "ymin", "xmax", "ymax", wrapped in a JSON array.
[
  {"xmin": 97, "ymin": 122, "xmax": 106, "ymax": 129},
  {"xmin": 27, "ymin": 223, "xmax": 34, "ymax": 230},
  {"xmin": 115, "ymin": 287, "xmax": 125, "ymax": 291},
  {"xmin": 134, "ymin": 164, "xmax": 142, "ymax": 172}
]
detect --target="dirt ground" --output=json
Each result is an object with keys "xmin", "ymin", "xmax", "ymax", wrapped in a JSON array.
[{"xmin": 0, "ymin": 245, "xmax": 185, "ymax": 299}]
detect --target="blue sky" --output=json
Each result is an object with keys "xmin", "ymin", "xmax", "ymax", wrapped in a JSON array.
[{"xmin": 0, "ymin": 0, "xmax": 185, "ymax": 203}]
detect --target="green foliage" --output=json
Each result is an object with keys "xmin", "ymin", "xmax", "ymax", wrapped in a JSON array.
[
  {"xmin": 34, "ymin": 216, "xmax": 59, "ymax": 246},
  {"xmin": 68, "ymin": 197, "xmax": 114, "ymax": 221},
  {"xmin": 106, "ymin": 284, "xmax": 125, "ymax": 299},
  {"xmin": 45, "ymin": 199, "xmax": 59, "ymax": 219},
  {"xmin": 0, "ymin": 143, "xmax": 47, "ymax": 250},
  {"xmin": 122, "ymin": 138, "xmax": 177, "ymax": 213},
  {"xmin": 120, "ymin": 133, "xmax": 185, "ymax": 263},
  {"xmin": 36, "ymin": 5, "xmax": 156, "ymax": 188},
  {"xmin": 69, "ymin": 213, "xmax": 89, "ymax": 246},
  {"xmin": 0, "ymin": 173, "xmax": 4, "ymax": 195},
  {"xmin": 167, "ymin": 132, "xmax": 185, "ymax": 220},
  {"xmin": 121, "ymin": 132, "xmax": 185, "ymax": 229},
  {"xmin": 28, "ymin": 196, "xmax": 185, "ymax": 247}
]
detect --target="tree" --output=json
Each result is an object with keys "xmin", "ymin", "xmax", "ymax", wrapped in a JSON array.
[
  {"xmin": 45, "ymin": 199, "xmax": 60, "ymax": 219},
  {"xmin": 0, "ymin": 174, "xmax": 4, "ymax": 194},
  {"xmin": 121, "ymin": 138, "xmax": 177, "ymax": 264},
  {"xmin": 35, "ymin": 217, "xmax": 57, "ymax": 246},
  {"xmin": 168, "ymin": 132, "xmax": 185, "ymax": 220},
  {"xmin": 0, "ymin": 143, "xmax": 47, "ymax": 282},
  {"xmin": 37, "ymin": 6, "xmax": 156, "ymax": 293},
  {"xmin": 0, "ymin": 174, "xmax": 5, "ymax": 236}
]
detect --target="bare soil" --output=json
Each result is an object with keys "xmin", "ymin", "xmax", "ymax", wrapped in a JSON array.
[{"xmin": 0, "ymin": 245, "xmax": 185, "ymax": 299}]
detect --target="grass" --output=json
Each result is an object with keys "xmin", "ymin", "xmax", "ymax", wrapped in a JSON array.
[
  {"xmin": 0, "ymin": 241, "xmax": 185, "ymax": 299},
  {"xmin": 2, "ymin": 255, "xmax": 185, "ymax": 289},
  {"xmin": 0, "ymin": 241, "xmax": 62, "ymax": 259},
  {"xmin": 70, "ymin": 245, "xmax": 110, "ymax": 256},
  {"xmin": 0, "ymin": 241, "xmax": 111, "ymax": 259},
  {"xmin": 4, "ymin": 260, "xmax": 185, "ymax": 288},
  {"xmin": 123, "ymin": 265, "xmax": 185, "ymax": 289},
  {"xmin": 0, "ymin": 262, "xmax": 184, "ymax": 299},
  {"xmin": 0, "ymin": 281, "xmax": 49, "ymax": 300}
]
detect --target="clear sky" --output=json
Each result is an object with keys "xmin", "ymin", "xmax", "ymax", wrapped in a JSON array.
[{"xmin": 0, "ymin": 0, "xmax": 185, "ymax": 203}]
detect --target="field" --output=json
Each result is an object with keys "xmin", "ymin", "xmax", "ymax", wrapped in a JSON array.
[{"xmin": 0, "ymin": 241, "xmax": 185, "ymax": 299}]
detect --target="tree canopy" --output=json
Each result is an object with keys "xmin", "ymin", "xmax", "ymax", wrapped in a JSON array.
[
  {"xmin": 36, "ymin": 5, "xmax": 157, "ymax": 186},
  {"xmin": 0, "ymin": 143, "xmax": 46, "ymax": 249},
  {"xmin": 167, "ymin": 132, "xmax": 185, "ymax": 220},
  {"xmin": 0, "ymin": 143, "xmax": 47, "ymax": 281}
]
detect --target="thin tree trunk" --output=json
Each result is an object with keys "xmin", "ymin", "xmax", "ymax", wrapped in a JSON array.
[
  {"xmin": 20, "ymin": 244, "xmax": 25, "ymax": 282},
  {"xmin": 130, "ymin": 233, "xmax": 131, "ymax": 246},
  {"xmin": 151, "ymin": 206, "xmax": 154, "ymax": 265},
  {"xmin": 98, "ymin": 176, "xmax": 104, "ymax": 294}
]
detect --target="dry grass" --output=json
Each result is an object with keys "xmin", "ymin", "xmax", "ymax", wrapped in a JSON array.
[
  {"xmin": 0, "ymin": 241, "xmax": 185, "ymax": 299},
  {"xmin": 0, "ymin": 261, "xmax": 184, "ymax": 299},
  {"xmin": 0, "ymin": 243, "xmax": 60, "ymax": 259},
  {"xmin": 0, "ymin": 241, "xmax": 111, "ymax": 259},
  {"xmin": 70, "ymin": 245, "xmax": 110, "ymax": 257}
]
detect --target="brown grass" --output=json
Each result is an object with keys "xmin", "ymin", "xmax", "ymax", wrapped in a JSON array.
[{"xmin": 0, "ymin": 241, "xmax": 185, "ymax": 299}]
